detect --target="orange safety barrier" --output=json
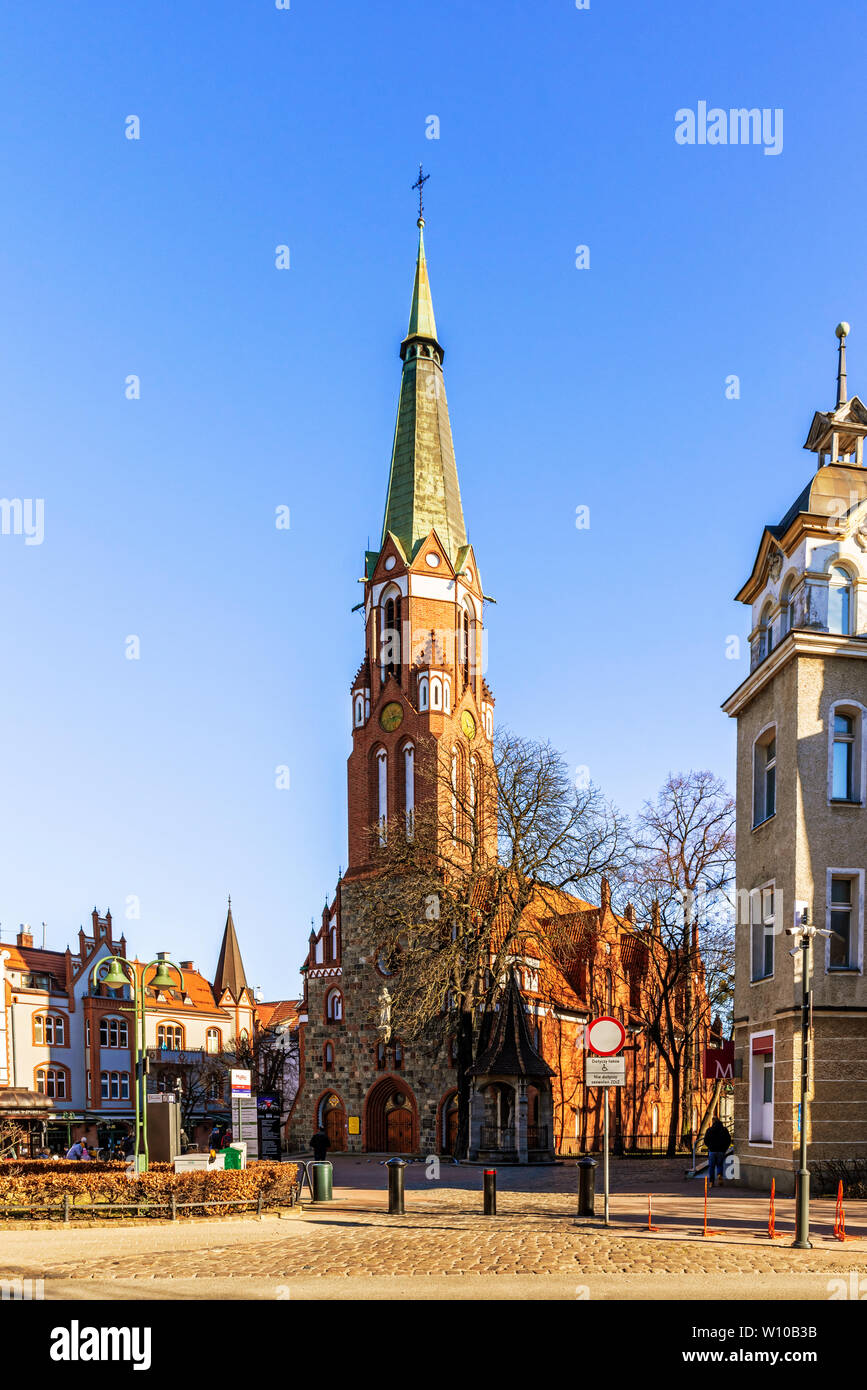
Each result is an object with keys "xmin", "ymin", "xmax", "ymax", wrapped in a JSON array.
[
  {"xmin": 701, "ymin": 1177, "xmax": 720, "ymax": 1238},
  {"xmin": 767, "ymin": 1178, "xmax": 783, "ymax": 1238},
  {"xmin": 833, "ymin": 1180, "xmax": 860, "ymax": 1241},
  {"xmin": 647, "ymin": 1194, "xmax": 659, "ymax": 1233}
]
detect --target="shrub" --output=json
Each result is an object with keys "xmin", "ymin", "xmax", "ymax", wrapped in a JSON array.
[{"xmin": 0, "ymin": 1160, "xmax": 299, "ymax": 1219}]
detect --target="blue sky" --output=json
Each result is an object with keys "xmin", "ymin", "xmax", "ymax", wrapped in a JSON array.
[{"xmin": 1, "ymin": 0, "xmax": 864, "ymax": 993}]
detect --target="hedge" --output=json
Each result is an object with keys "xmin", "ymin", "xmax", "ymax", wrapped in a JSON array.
[{"xmin": 0, "ymin": 1159, "xmax": 299, "ymax": 1219}]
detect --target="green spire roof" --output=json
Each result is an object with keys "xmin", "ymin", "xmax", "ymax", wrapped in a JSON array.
[{"xmin": 380, "ymin": 220, "xmax": 467, "ymax": 565}]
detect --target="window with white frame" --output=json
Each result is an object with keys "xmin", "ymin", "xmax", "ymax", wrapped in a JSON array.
[
  {"xmin": 753, "ymin": 728, "xmax": 776, "ymax": 826},
  {"xmin": 780, "ymin": 576, "xmax": 794, "ymax": 637},
  {"xmin": 35, "ymin": 1013, "xmax": 66, "ymax": 1046},
  {"xmin": 828, "ymin": 564, "xmax": 853, "ymax": 635},
  {"xmin": 759, "ymin": 602, "xmax": 774, "ymax": 659},
  {"xmin": 830, "ymin": 704, "xmax": 863, "ymax": 803},
  {"xmin": 750, "ymin": 884, "xmax": 776, "ymax": 981},
  {"xmin": 827, "ymin": 871, "xmax": 863, "ymax": 971},
  {"xmin": 100, "ymin": 1017, "xmax": 128, "ymax": 1049}
]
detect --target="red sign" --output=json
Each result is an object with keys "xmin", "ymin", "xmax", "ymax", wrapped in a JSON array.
[
  {"xmin": 586, "ymin": 1016, "xmax": 626, "ymax": 1056},
  {"xmin": 704, "ymin": 1040, "xmax": 735, "ymax": 1078}
]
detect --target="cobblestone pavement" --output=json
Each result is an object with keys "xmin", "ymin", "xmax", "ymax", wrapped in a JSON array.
[{"xmin": 2, "ymin": 1158, "xmax": 865, "ymax": 1299}]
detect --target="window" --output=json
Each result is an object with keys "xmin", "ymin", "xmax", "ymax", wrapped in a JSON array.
[
  {"xmin": 759, "ymin": 602, "xmax": 774, "ymax": 659},
  {"xmin": 461, "ymin": 607, "xmax": 470, "ymax": 686},
  {"xmin": 100, "ymin": 1018, "xmax": 128, "ymax": 1049},
  {"xmin": 377, "ymin": 748, "xmax": 388, "ymax": 846},
  {"xmin": 206, "ymin": 1028, "xmax": 221, "ymax": 1054},
  {"xmin": 382, "ymin": 593, "xmax": 402, "ymax": 683},
  {"xmin": 36, "ymin": 1067, "xmax": 67, "ymax": 1098},
  {"xmin": 85, "ymin": 1020, "xmax": 91, "ymax": 1048},
  {"xmin": 208, "ymin": 1075, "xmax": 222, "ymax": 1100},
  {"xmin": 780, "ymin": 577, "xmax": 794, "ymax": 637},
  {"xmin": 404, "ymin": 743, "xmax": 415, "ymax": 840},
  {"xmin": 393, "ymin": 1040, "xmax": 404, "ymax": 1070},
  {"xmin": 749, "ymin": 1034, "xmax": 774, "ymax": 1143},
  {"xmin": 828, "ymin": 565, "xmax": 853, "ymax": 635},
  {"xmin": 828, "ymin": 875, "xmax": 858, "ymax": 970},
  {"xmin": 35, "ymin": 1014, "xmax": 66, "ymax": 1046},
  {"xmin": 750, "ymin": 884, "xmax": 776, "ymax": 981},
  {"xmin": 376, "ymin": 1041, "xmax": 387, "ymax": 1070},
  {"xmin": 325, "ymin": 989, "xmax": 343, "ymax": 1022},
  {"xmin": 157, "ymin": 1023, "xmax": 183, "ymax": 1051},
  {"xmin": 753, "ymin": 728, "xmax": 776, "ymax": 826},
  {"xmin": 832, "ymin": 712, "xmax": 856, "ymax": 801},
  {"xmin": 324, "ymin": 1042, "xmax": 334, "ymax": 1072}
]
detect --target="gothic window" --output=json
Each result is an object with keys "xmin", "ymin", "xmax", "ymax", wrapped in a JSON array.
[
  {"xmin": 419, "ymin": 675, "xmax": 429, "ymax": 711},
  {"xmin": 377, "ymin": 748, "xmax": 388, "ymax": 845},
  {"xmin": 753, "ymin": 727, "xmax": 776, "ymax": 826},
  {"xmin": 404, "ymin": 742, "xmax": 415, "ymax": 840},
  {"xmin": 354, "ymin": 693, "xmax": 365, "ymax": 727},
  {"xmin": 443, "ymin": 675, "xmax": 452, "ymax": 713},
  {"xmin": 828, "ymin": 564, "xmax": 853, "ymax": 635},
  {"xmin": 324, "ymin": 1041, "xmax": 335, "ymax": 1072},
  {"xmin": 461, "ymin": 607, "xmax": 470, "ymax": 685},
  {"xmin": 382, "ymin": 592, "xmax": 402, "ymax": 684},
  {"xmin": 376, "ymin": 1041, "xmax": 387, "ymax": 1070},
  {"xmin": 325, "ymin": 988, "xmax": 343, "ymax": 1022},
  {"xmin": 431, "ymin": 676, "xmax": 442, "ymax": 710}
]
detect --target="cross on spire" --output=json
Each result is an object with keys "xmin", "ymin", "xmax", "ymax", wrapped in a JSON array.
[{"xmin": 412, "ymin": 163, "xmax": 430, "ymax": 225}]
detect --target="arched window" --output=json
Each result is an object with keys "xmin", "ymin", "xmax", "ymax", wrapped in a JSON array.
[
  {"xmin": 462, "ymin": 607, "xmax": 470, "ymax": 685},
  {"xmin": 430, "ymin": 676, "xmax": 442, "ymax": 710},
  {"xmin": 34, "ymin": 1013, "xmax": 66, "ymax": 1046},
  {"xmin": 404, "ymin": 742, "xmax": 415, "ymax": 840},
  {"xmin": 157, "ymin": 1023, "xmax": 184, "ymax": 1051},
  {"xmin": 35, "ymin": 1066, "xmax": 67, "ymax": 1098},
  {"xmin": 382, "ymin": 591, "xmax": 402, "ymax": 684},
  {"xmin": 325, "ymin": 988, "xmax": 343, "ymax": 1022},
  {"xmin": 830, "ymin": 703, "xmax": 864, "ymax": 803},
  {"xmin": 330, "ymin": 925, "xmax": 338, "ymax": 959},
  {"xmin": 418, "ymin": 674, "xmax": 429, "ymax": 711},
  {"xmin": 469, "ymin": 756, "xmax": 478, "ymax": 849},
  {"xmin": 829, "ymin": 565, "xmax": 853, "ymax": 635},
  {"xmin": 759, "ymin": 602, "xmax": 774, "ymax": 659},
  {"xmin": 451, "ymin": 748, "xmax": 458, "ymax": 841},
  {"xmin": 780, "ymin": 576, "xmax": 794, "ymax": 637},
  {"xmin": 354, "ymin": 693, "xmax": 365, "ymax": 727},
  {"xmin": 206, "ymin": 1027, "xmax": 221, "ymax": 1054},
  {"xmin": 99, "ymin": 1017, "xmax": 128, "ymax": 1049},
  {"xmin": 377, "ymin": 748, "xmax": 388, "ymax": 845},
  {"xmin": 324, "ymin": 1041, "xmax": 334, "ymax": 1072}
]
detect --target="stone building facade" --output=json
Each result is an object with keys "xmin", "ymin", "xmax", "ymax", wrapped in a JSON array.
[{"xmin": 724, "ymin": 324, "xmax": 867, "ymax": 1193}]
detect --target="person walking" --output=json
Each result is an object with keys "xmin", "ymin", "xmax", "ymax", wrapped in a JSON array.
[
  {"xmin": 704, "ymin": 1115, "xmax": 732, "ymax": 1188},
  {"xmin": 310, "ymin": 1125, "xmax": 330, "ymax": 1162}
]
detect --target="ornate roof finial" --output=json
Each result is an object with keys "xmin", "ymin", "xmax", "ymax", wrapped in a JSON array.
[
  {"xmin": 411, "ymin": 163, "xmax": 430, "ymax": 227},
  {"xmin": 836, "ymin": 321, "xmax": 850, "ymax": 408}
]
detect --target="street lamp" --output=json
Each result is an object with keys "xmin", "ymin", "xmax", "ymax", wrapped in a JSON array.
[
  {"xmin": 91, "ymin": 954, "xmax": 185, "ymax": 1172},
  {"xmin": 785, "ymin": 906, "xmax": 831, "ymax": 1250}
]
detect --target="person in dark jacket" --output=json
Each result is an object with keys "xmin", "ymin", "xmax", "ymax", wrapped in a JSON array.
[
  {"xmin": 704, "ymin": 1116, "xmax": 732, "ymax": 1187},
  {"xmin": 310, "ymin": 1126, "xmax": 330, "ymax": 1162}
]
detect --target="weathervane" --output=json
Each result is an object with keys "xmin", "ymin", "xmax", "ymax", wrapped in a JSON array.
[{"xmin": 411, "ymin": 163, "xmax": 430, "ymax": 223}]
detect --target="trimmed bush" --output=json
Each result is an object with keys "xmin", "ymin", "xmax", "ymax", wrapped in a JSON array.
[{"xmin": 0, "ymin": 1160, "xmax": 299, "ymax": 1219}]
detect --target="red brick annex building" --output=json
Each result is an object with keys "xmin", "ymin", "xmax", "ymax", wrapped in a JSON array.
[{"xmin": 286, "ymin": 213, "xmax": 717, "ymax": 1159}]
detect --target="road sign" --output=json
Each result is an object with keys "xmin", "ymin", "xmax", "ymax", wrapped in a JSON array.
[
  {"xmin": 230, "ymin": 1068, "xmax": 251, "ymax": 1097},
  {"xmin": 585, "ymin": 1055, "xmax": 626, "ymax": 1087},
  {"xmin": 586, "ymin": 1016, "xmax": 626, "ymax": 1056}
]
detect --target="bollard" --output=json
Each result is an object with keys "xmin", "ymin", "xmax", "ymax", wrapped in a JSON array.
[
  {"xmin": 483, "ymin": 1169, "xmax": 497, "ymax": 1216},
  {"xmin": 387, "ymin": 1157, "xmax": 406, "ymax": 1215},
  {"xmin": 170, "ymin": 1194, "xmax": 177, "ymax": 1222},
  {"xmin": 577, "ymin": 1157, "xmax": 597, "ymax": 1218}
]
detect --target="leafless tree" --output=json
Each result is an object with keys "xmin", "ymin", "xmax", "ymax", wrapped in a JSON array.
[{"xmin": 354, "ymin": 727, "xmax": 627, "ymax": 1158}]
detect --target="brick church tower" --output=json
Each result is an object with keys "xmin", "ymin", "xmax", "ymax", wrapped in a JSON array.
[{"xmin": 287, "ymin": 210, "xmax": 495, "ymax": 1154}]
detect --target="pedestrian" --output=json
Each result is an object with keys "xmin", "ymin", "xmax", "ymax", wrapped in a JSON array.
[
  {"xmin": 208, "ymin": 1124, "xmax": 221, "ymax": 1151},
  {"xmin": 65, "ymin": 1140, "xmax": 85, "ymax": 1160},
  {"xmin": 703, "ymin": 1115, "xmax": 732, "ymax": 1188},
  {"xmin": 310, "ymin": 1125, "xmax": 330, "ymax": 1163}
]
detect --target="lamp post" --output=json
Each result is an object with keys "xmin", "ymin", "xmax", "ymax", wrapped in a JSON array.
[
  {"xmin": 91, "ymin": 954, "xmax": 185, "ymax": 1172},
  {"xmin": 786, "ymin": 906, "xmax": 831, "ymax": 1250}
]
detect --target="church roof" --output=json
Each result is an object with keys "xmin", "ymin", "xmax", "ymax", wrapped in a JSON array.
[
  {"xmin": 470, "ymin": 965, "xmax": 554, "ymax": 1080},
  {"xmin": 213, "ymin": 898, "xmax": 248, "ymax": 1000},
  {"xmin": 380, "ymin": 220, "xmax": 468, "ymax": 566}
]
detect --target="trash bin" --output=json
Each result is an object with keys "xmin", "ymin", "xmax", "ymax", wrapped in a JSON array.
[
  {"xmin": 311, "ymin": 1161, "xmax": 333, "ymax": 1202},
  {"xmin": 220, "ymin": 1146, "xmax": 243, "ymax": 1171}
]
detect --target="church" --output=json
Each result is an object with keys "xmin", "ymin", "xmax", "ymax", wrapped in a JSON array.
[{"xmin": 286, "ymin": 204, "xmax": 717, "ymax": 1159}]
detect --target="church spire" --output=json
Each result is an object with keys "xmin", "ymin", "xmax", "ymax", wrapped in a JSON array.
[
  {"xmin": 213, "ymin": 895, "xmax": 248, "ymax": 999},
  {"xmin": 380, "ymin": 199, "xmax": 467, "ymax": 566}
]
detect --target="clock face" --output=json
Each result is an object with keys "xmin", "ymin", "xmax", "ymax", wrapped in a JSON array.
[
  {"xmin": 461, "ymin": 710, "xmax": 476, "ymax": 740},
  {"xmin": 379, "ymin": 701, "xmax": 404, "ymax": 732}
]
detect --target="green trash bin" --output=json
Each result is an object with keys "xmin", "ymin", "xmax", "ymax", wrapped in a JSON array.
[
  {"xmin": 220, "ymin": 1147, "xmax": 242, "ymax": 1171},
  {"xmin": 311, "ymin": 1161, "xmax": 333, "ymax": 1202}
]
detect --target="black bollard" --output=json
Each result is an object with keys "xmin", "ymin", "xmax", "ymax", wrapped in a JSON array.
[
  {"xmin": 483, "ymin": 1168, "xmax": 497, "ymax": 1215},
  {"xmin": 387, "ymin": 1157, "xmax": 406, "ymax": 1215},
  {"xmin": 577, "ymin": 1157, "xmax": 597, "ymax": 1218}
]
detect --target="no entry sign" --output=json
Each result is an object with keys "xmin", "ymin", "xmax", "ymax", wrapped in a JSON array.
[{"xmin": 586, "ymin": 1015, "xmax": 626, "ymax": 1056}]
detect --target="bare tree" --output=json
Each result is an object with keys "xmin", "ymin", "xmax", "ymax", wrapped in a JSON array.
[
  {"xmin": 617, "ymin": 771, "xmax": 735, "ymax": 1154},
  {"xmin": 354, "ymin": 728, "xmax": 627, "ymax": 1158}
]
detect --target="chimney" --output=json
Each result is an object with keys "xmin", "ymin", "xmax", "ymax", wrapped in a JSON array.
[
  {"xmin": 17, "ymin": 924, "xmax": 33, "ymax": 949},
  {"xmin": 180, "ymin": 961, "xmax": 194, "ymax": 971},
  {"xmin": 600, "ymin": 878, "xmax": 611, "ymax": 911},
  {"xmin": 624, "ymin": 902, "xmax": 635, "ymax": 924},
  {"xmin": 651, "ymin": 900, "xmax": 661, "ymax": 936}
]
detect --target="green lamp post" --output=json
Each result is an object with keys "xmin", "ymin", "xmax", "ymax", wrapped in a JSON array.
[{"xmin": 91, "ymin": 954, "xmax": 185, "ymax": 1172}]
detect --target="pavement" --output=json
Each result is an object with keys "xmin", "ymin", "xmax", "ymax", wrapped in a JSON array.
[{"xmin": 2, "ymin": 1157, "xmax": 865, "ymax": 1301}]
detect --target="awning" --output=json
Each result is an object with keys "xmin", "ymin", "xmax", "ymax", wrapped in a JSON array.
[{"xmin": 751, "ymin": 1034, "xmax": 774, "ymax": 1055}]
